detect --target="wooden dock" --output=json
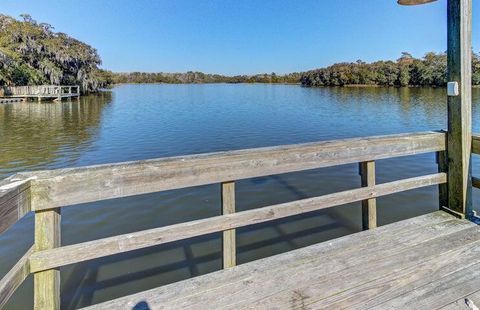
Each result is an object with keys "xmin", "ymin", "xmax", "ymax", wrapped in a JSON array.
[
  {"xmin": 0, "ymin": 1, "xmax": 477, "ymax": 309},
  {"xmin": 1, "ymin": 85, "xmax": 80, "ymax": 102},
  {"xmin": 0, "ymin": 130, "xmax": 479, "ymax": 309},
  {"xmin": 87, "ymin": 211, "xmax": 480, "ymax": 310}
]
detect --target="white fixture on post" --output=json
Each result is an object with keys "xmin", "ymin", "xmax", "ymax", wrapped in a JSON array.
[{"xmin": 447, "ymin": 81, "xmax": 459, "ymax": 96}]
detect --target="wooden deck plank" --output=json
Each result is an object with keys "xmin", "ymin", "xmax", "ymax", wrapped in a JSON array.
[
  {"xmin": 303, "ymin": 232, "xmax": 480, "ymax": 309},
  {"xmin": 108, "ymin": 211, "xmax": 453, "ymax": 309},
  {"xmin": 441, "ymin": 290, "xmax": 480, "ymax": 310},
  {"xmin": 83, "ymin": 212, "xmax": 479, "ymax": 310},
  {"xmin": 372, "ymin": 261, "xmax": 480, "ymax": 309},
  {"xmin": 167, "ymin": 224, "xmax": 479, "ymax": 310},
  {"xmin": 80, "ymin": 211, "xmax": 453, "ymax": 309}
]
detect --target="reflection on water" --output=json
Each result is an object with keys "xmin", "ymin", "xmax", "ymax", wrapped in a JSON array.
[
  {"xmin": 0, "ymin": 92, "xmax": 111, "ymax": 177},
  {"xmin": 1, "ymin": 85, "xmax": 480, "ymax": 309}
]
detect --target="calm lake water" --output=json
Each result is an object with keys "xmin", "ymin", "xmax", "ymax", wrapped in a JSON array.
[{"xmin": 1, "ymin": 84, "xmax": 480, "ymax": 309}]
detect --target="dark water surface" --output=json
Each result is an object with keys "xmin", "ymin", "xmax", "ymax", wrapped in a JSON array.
[{"xmin": 1, "ymin": 84, "xmax": 480, "ymax": 309}]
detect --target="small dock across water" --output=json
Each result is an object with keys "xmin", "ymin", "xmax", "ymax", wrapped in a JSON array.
[{"xmin": 1, "ymin": 85, "xmax": 80, "ymax": 102}]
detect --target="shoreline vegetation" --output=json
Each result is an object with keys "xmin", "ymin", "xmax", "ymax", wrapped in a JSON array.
[{"xmin": 2, "ymin": 14, "xmax": 480, "ymax": 94}]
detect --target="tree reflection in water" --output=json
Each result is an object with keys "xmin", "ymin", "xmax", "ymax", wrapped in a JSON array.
[{"xmin": 0, "ymin": 92, "xmax": 112, "ymax": 178}]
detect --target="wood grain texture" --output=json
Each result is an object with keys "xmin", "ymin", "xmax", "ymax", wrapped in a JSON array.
[
  {"xmin": 25, "ymin": 131, "xmax": 445, "ymax": 210},
  {"xmin": 236, "ymin": 225, "xmax": 480, "ymax": 310},
  {"xmin": 33, "ymin": 209, "xmax": 61, "ymax": 310},
  {"xmin": 82, "ymin": 212, "xmax": 478, "ymax": 310},
  {"xmin": 0, "ymin": 177, "xmax": 31, "ymax": 234},
  {"xmin": 441, "ymin": 290, "xmax": 480, "ymax": 309},
  {"xmin": 306, "ymin": 230, "xmax": 480, "ymax": 309},
  {"xmin": 0, "ymin": 246, "xmax": 33, "ymax": 309},
  {"xmin": 221, "ymin": 181, "xmax": 236, "ymax": 269},
  {"xmin": 29, "ymin": 173, "xmax": 446, "ymax": 273},
  {"xmin": 360, "ymin": 161, "xmax": 376, "ymax": 230},
  {"xmin": 372, "ymin": 260, "xmax": 480, "ymax": 309},
  {"xmin": 447, "ymin": 0, "xmax": 473, "ymax": 216}
]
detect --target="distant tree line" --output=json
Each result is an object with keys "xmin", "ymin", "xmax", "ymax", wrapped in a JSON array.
[
  {"xmin": 105, "ymin": 52, "xmax": 480, "ymax": 88},
  {"xmin": 99, "ymin": 71, "xmax": 302, "ymax": 85},
  {"xmin": 0, "ymin": 14, "xmax": 103, "ymax": 93},
  {"xmin": 301, "ymin": 52, "xmax": 480, "ymax": 87},
  {"xmin": 3, "ymin": 14, "xmax": 480, "ymax": 91}
]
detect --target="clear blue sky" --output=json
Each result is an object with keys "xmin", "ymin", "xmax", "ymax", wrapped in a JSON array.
[{"xmin": 2, "ymin": 0, "xmax": 479, "ymax": 75}]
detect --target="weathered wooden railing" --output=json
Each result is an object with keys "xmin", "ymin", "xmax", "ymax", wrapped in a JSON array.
[
  {"xmin": 0, "ymin": 131, "xmax": 448, "ymax": 309},
  {"xmin": 1, "ymin": 85, "xmax": 80, "ymax": 100}
]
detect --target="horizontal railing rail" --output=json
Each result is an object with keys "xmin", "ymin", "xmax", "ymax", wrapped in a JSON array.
[
  {"xmin": 0, "ymin": 177, "xmax": 32, "ymax": 235},
  {"xmin": 27, "ymin": 131, "xmax": 446, "ymax": 210},
  {"xmin": 0, "ymin": 131, "xmax": 448, "ymax": 309},
  {"xmin": 0, "ymin": 246, "xmax": 33, "ymax": 308}
]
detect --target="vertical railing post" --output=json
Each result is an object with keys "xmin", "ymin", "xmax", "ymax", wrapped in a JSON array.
[
  {"xmin": 446, "ymin": 0, "xmax": 472, "ymax": 218},
  {"xmin": 34, "ymin": 209, "xmax": 61, "ymax": 310},
  {"xmin": 436, "ymin": 150, "xmax": 448, "ymax": 210},
  {"xmin": 359, "ymin": 161, "xmax": 377, "ymax": 230},
  {"xmin": 221, "ymin": 181, "xmax": 236, "ymax": 268}
]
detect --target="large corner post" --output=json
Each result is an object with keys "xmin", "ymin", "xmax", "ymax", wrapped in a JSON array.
[{"xmin": 446, "ymin": 0, "xmax": 473, "ymax": 218}]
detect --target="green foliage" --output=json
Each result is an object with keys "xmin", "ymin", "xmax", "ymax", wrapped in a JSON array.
[
  {"xmin": 106, "ymin": 71, "xmax": 302, "ymax": 85},
  {"xmin": 2, "ymin": 14, "xmax": 479, "ymax": 90},
  {"xmin": 301, "ymin": 52, "xmax": 480, "ymax": 87},
  {"xmin": 0, "ymin": 14, "xmax": 102, "ymax": 93}
]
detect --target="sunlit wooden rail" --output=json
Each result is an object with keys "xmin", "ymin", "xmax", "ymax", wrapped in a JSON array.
[
  {"xmin": 1, "ymin": 85, "xmax": 80, "ymax": 102},
  {"xmin": 0, "ymin": 131, "xmax": 457, "ymax": 309}
]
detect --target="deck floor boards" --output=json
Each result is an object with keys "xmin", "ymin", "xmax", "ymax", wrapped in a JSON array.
[
  {"xmin": 441, "ymin": 290, "xmax": 480, "ymax": 309},
  {"xmin": 83, "ymin": 211, "xmax": 480, "ymax": 310}
]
